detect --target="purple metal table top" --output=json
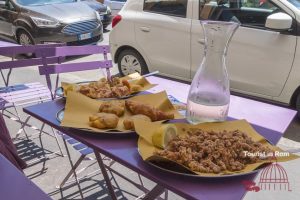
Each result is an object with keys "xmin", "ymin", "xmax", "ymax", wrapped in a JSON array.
[
  {"xmin": 0, "ymin": 154, "xmax": 51, "ymax": 200},
  {"xmin": 0, "ymin": 40, "xmax": 19, "ymax": 47},
  {"xmin": 23, "ymin": 82, "xmax": 296, "ymax": 200},
  {"xmin": 147, "ymin": 76, "xmax": 297, "ymax": 133}
]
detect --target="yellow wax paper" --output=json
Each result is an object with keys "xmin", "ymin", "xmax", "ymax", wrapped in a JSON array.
[
  {"xmin": 135, "ymin": 120, "xmax": 299, "ymax": 177},
  {"xmin": 60, "ymin": 91, "xmax": 183, "ymax": 133}
]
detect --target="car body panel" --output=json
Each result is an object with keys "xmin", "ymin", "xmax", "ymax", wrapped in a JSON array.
[
  {"xmin": 134, "ymin": 0, "xmax": 192, "ymax": 79},
  {"xmin": 22, "ymin": 2, "xmax": 96, "ymax": 23},
  {"xmin": 110, "ymin": 0, "xmax": 300, "ymax": 105},
  {"xmin": 79, "ymin": 0, "xmax": 112, "ymax": 27},
  {"xmin": 0, "ymin": 0, "xmax": 103, "ymax": 45}
]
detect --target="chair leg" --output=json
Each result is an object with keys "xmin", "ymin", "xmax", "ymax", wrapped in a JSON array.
[
  {"xmin": 12, "ymin": 105, "xmax": 30, "ymax": 140},
  {"xmin": 51, "ymin": 128, "xmax": 64, "ymax": 157},
  {"xmin": 62, "ymin": 138, "xmax": 84, "ymax": 199},
  {"xmin": 138, "ymin": 174, "xmax": 145, "ymax": 188},
  {"xmin": 38, "ymin": 123, "xmax": 47, "ymax": 159},
  {"xmin": 14, "ymin": 115, "xmax": 30, "ymax": 141},
  {"xmin": 57, "ymin": 155, "xmax": 86, "ymax": 188},
  {"xmin": 164, "ymin": 189, "xmax": 168, "ymax": 200}
]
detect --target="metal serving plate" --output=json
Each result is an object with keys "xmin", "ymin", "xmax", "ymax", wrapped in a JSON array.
[
  {"xmin": 56, "ymin": 109, "xmax": 135, "ymax": 135},
  {"xmin": 146, "ymin": 159, "xmax": 263, "ymax": 179},
  {"xmin": 137, "ymin": 137, "xmax": 267, "ymax": 179}
]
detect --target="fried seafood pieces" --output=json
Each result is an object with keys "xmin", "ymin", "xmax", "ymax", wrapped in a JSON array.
[
  {"xmin": 154, "ymin": 129, "xmax": 273, "ymax": 174},
  {"xmin": 125, "ymin": 100, "xmax": 174, "ymax": 121},
  {"xmin": 99, "ymin": 101, "xmax": 125, "ymax": 117},
  {"xmin": 79, "ymin": 77, "xmax": 131, "ymax": 99},
  {"xmin": 79, "ymin": 77, "xmax": 146, "ymax": 99},
  {"xmin": 89, "ymin": 113, "xmax": 119, "ymax": 129}
]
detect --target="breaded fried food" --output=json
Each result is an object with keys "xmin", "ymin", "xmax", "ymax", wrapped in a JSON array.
[
  {"xmin": 123, "ymin": 114, "xmax": 151, "ymax": 130},
  {"xmin": 155, "ymin": 129, "xmax": 273, "ymax": 174},
  {"xmin": 99, "ymin": 101, "xmax": 125, "ymax": 117},
  {"xmin": 125, "ymin": 100, "xmax": 174, "ymax": 121},
  {"xmin": 112, "ymin": 86, "xmax": 131, "ymax": 98},
  {"xmin": 121, "ymin": 79, "xmax": 131, "ymax": 90},
  {"xmin": 89, "ymin": 113, "xmax": 119, "ymax": 129}
]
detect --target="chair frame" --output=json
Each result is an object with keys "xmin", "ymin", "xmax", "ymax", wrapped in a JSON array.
[
  {"xmin": 36, "ymin": 45, "xmax": 113, "ymax": 199},
  {"xmin": 0, "ymin": 44, "xmax": 65, "ymax": 162},
  {"xmin": 36, "ymin": 45, "xmax": 168, "ymax": 199}
]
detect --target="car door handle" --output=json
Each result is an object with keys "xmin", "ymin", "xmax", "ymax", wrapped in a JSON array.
[
  {"xmin": 197, "ymin": 39, "xmax": 205, "ymax": 45},
  {"xmin": 140, "ymin": 27, "xmax": 151, "ymax": 32}
]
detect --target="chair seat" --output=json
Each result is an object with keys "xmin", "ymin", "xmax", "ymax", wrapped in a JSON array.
[
  {"xmin": 0, "ymin": 82, "xmax": 51, "ymax": 108},
  {"xmin": 61, "ymin": 133, "xmax": 93, "ymax": 156}
]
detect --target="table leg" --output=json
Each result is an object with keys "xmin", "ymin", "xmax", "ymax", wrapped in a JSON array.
[
  {"xmin": 142, "ymin": 184, "xmax": 166, "ymax": 200},
  {"xmin": 94, "ymin": 151, "xmax": 118, "ymax": 200}
]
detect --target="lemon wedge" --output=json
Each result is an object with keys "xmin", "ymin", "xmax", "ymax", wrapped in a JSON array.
[{"xmin": 152, "ymin": 124, "xmax": 178, "ymax": 149}]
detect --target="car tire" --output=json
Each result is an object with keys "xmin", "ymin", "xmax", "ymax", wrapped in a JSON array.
[
  {"xmin": 296, "ymin": 93, "xmax": 300, "ymax": 119},
  {"xmin": 17, "ymin": 30, "xmax": 34, "ymax": 46},
  {"xmin": 117, "ymin": 49, "xmax": 149, "ymax": 76},
  {"xmin": 17, "ymin": 30, "xmax": 35, "ymax": 57}
]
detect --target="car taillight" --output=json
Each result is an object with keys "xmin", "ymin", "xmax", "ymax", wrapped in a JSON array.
[{"xmin": 112, "ymin": 15, "xmax": 122, "ymax": 28}]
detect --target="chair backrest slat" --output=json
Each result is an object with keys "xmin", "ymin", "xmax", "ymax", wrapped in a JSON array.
[
  {"xmin": 38, "ymin": 60, "xmax": 113, "ymax": 75},
  {"xmin": 35, "ymin": 45, "xmax": 113, "ymax": 100},
  {"xmin": 0, "ymin": 57, "xmax": 61, "ymax": 70},
  {"xmin": 0, "ymin": 43, "xmax": 64, "ymax": 57},
  {"xmin": 36, "ymin": 45, "xmax": 110, "ymax": 57}
]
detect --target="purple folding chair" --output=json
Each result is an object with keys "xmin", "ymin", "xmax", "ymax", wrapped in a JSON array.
[
  {"xmin": 37, "ymin": 45, "xmax": 113, "ymax": 99},
  {"xmin": 36, "ymin": 45, "xmax": 115, "ymax": 199},
  {"xmin": 36, "ymin": 45, "xmax": 168, "ymax": 200},
  {"xmin": 0, "ymin": 44, "xmax": 65, "ymax": 162}
]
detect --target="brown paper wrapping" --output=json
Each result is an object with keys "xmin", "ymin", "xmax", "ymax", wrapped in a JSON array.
[
  {"xmin": 61, "ymin": 73, "xmax": 156, "ymax": 98},
  {"xmin": 60, "ymin": 91, "xmax": 183, "ymax": 133},
  {"xmin": 135, "ymin": 120, "xmax": 299, "ymax": 176}
]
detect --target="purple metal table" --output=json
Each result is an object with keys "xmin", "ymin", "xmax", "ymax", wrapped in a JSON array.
[
  {"xmin": 23, "ymin": 77, "xmax": 297, "ymax": 200},
  {"xmin": 0, "ymin": 41, "xmax": 19, "ymax": 48},
  {"xmin": 0, "ymin": 154, "xmax": 51, "ymax": 200}
]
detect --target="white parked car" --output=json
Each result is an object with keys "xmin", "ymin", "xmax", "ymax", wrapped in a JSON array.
[
  {"xmin": 110, "ymin": 0, "xmax": 300, "ymax": 115},
  {"xmin": 103, "ymin": 0, "xmax": 126, "ymax": 15}
]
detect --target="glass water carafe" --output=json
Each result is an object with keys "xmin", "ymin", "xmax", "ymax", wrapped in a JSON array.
[{"xmin": 186, "ymin": 21, "xmax": 239, "ymax": 124}]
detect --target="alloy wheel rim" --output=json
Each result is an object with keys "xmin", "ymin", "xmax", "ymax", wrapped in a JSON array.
[
  {"xmin": 19, "ymin": 33, "xmax": 32, "ymax": 45},
  {"xmin": 120, "ymin": 55, "xmax": 142, "ymax": 75}
]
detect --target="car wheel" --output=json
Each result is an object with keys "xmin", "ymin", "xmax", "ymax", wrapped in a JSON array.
[
  {"xmin": 296, "ymin": 94, "xmax": 300, "ymax": 118},
  {"xmin": 117, "ymin": 49, "xmax": 149, "ymax": 76},
  {"xmin": 17, "ymin": 30, "xmax": 34, "ymax": 46},
  {"xmin": 17, "ymin": 30, "xmax": 35, "ymax": 57}
]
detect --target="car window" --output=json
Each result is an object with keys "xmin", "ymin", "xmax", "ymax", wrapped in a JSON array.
[
  {"xmin": 199, "ymin": 0, "xmax": 281, "ymax": 28},
  {"xmin": 144, "ymin": 0, "xmax": 188, "ymax": 18},
  {"xmin": 0, "ymin": 0, "xmax": 14, "ymax": 10}
]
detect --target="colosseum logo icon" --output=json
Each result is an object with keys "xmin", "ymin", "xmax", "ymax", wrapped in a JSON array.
[{"xmin": 242, "ymin": 162, "xmax": 291, "ymax": 192}]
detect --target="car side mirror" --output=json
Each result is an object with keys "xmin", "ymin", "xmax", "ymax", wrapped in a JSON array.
[
  {"xmin": 0, "ymin": 1, "xmax": 6, "ymax": 8},
  {"xmin": 265, "ymin": 12, "xmax": 293, "ymax": 31}
]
